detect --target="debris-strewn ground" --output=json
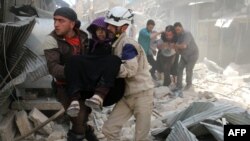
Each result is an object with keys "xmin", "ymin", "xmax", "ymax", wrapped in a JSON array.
[{"xmin": 6, "ymin": 60, "xmax": 250, "ymax": 141}]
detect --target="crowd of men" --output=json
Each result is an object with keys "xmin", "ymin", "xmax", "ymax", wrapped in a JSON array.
[{"xmin": 43, "ymin": 6, "xmax": 199, "ymax": 141}]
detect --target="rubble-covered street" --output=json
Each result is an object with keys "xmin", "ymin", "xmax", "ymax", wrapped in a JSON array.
[{"xmin": 1, "ymin": 60, "xmax": 249, "ymax": 141}]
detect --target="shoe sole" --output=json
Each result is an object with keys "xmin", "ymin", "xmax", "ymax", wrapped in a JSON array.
[
  {"xmin": 66, "ymin": 108, "xmax": 80, "ymax": 117},
  {"xmin": 85, "ymin": 99, "xmax": 102, "ymax": 112}
]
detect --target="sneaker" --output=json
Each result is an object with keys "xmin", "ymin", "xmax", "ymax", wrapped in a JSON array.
[
  {"xmin": 171, "ymin": 86, "xmax": 181, "ymax": 92},
  {"xmin": 184, "ymin": 84, "xmax": 192, "ymax": 91},
  {"xmin": 67, "ymin": 100, "xmax": 80, "ymax": 117},
  {"xmin": 85, "ymin": 94, "xmax": 103, "ymax": 112}
]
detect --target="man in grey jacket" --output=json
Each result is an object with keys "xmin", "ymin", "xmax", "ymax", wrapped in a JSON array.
[
  {"xmin": 102, "ymin": 6, "xmax": 154, "ymax": 141},
  {"xmin": 174, "ymin": 22, "xmax": 199, "ymax": 93}
]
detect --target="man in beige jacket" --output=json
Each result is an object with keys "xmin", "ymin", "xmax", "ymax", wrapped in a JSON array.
[{"xmin": 102, "ymin": 6, "xmax": 154, "ymax": 141}]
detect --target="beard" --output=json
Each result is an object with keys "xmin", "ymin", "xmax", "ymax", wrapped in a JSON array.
[{"xmin": 108, "ymin": 31, "xmax": 115, "ymax": 39}]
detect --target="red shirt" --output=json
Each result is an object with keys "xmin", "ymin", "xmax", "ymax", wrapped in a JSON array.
[{"xmin": 65, "ymin": 36, "xmax": 81, "ymax": 55}]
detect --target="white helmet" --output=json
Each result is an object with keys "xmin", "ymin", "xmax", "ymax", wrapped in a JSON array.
[{"xmin": 105, "ymin": 6, "xmax": 134, "ymax": 27}]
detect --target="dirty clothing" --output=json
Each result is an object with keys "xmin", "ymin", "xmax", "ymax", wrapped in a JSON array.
[
  {"xmin": 113, "ymin": 33, "xmax": 154, "ymax": 95},
  {"xmin": 157, "ymin": 36, "xmax": 177, "ymax": 86},
  {"xmin": 44, "ymin": 29, "xmax": 91, "ymax": 135},
  {"xmin": 102, "ymin": 89, "xmax": 153, "ymax": 141},
  {"xmin": 170, "ymin": 53, "xmax": 179, "ymax": 76},
  {"xmin": 157, "ymin": 52, "xmax": 176, "ymax": 86},
  {"xmin": 102, "ymin": 33, "xmax": 154, "ymax": 141},
  {"xmin": 44, "ymin": 30, "xmax": 88, "ymax": 81},
  {"xmin": 176, "ymin": 30, "xmax": 199, "ymax": 88},
  {"xmin": 177, "ymin": 54, "xmax": 198, "ymax": 88}
]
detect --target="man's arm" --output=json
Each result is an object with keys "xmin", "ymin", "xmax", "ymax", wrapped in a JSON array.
[
  {"xmin": 150, "ymin": 31, "xmax": 162, "ymax": 39},
  {"xmin": 118, "ymin": 44, "xmax": 139, "ymax": 78},
  {"xmin": 43, "ymin": 36, "xmax": 65, "ymax": 79},
  {"xmin": 175, "ymin": 32, "xmax": 192, "ymax": 50}
]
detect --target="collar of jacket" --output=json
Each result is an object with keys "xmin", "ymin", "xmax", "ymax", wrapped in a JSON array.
[{"xmin": 50, "ymin": 29, "xmax": 88, "ymax": 41}]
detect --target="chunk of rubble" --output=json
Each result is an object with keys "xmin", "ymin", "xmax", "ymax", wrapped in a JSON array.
[
  {"xmin": 47, "ymin": 131, "xmax": 66, "ymax": 141},
  {"xmin": 15, "ymin": 110, "xmax": 34, "ymax": 139},
  {"xmin": 29, "ymin": 108, "xmax": 54, "ymax": 135},
  {"xmin": 154, "ymin": 86, "xmax": 172, "ymax": 98},
  {"xmin": 0, "ymin": 111, "xmax": 17, "ymax": 141}
]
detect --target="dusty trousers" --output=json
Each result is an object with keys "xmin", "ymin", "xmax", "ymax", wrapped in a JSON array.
[
  {"xmin": 176, "ymin": 54, "xmax": 198, "ymax": 88},
  {"xmin": 102, "ymin": 89, "xmax": 154, "ymax": 141}
]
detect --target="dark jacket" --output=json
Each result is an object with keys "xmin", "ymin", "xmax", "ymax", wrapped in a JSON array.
[{"xmin": 44, "ymin": 29, "xmax": 88, "ymax": 81}]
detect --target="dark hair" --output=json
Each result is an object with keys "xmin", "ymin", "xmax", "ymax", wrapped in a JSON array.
[
  {"xmin": 173, "ymin": 22, "xmax": 182, "ymax": 28},
  {"xmin": 161, "ymin": 25, "xmax": 177, "ymax": 42},
  {"xmin": 147, "ymin": 19, "xmax": 155, "ymax": 26},
  {"xmin": 75, "ymin": 20, "xmax": 81, "ymax": 29}
]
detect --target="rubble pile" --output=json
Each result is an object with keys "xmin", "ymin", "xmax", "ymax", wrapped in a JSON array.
[{"xmin": 1, "ymin": 60, "xmax": 250, "ymax": 141}]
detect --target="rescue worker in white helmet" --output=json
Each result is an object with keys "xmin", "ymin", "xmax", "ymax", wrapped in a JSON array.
[{"xmin": 102, "ymin": 6, "xmax": 154, "ymax": 141}]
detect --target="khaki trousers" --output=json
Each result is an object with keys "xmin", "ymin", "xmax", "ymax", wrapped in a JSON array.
[{"xmin": 102, "ymin": 89, "xmax": 154, "ymax": 141}]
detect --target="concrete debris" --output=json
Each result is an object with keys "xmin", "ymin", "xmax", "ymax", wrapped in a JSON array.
[
  {"xmin": 47, "ymin": 131, "xmax": 66, "ymax": 141},
  {"xmin": 0, "ymin": 111, "xmax": 17, "ymax": 141},
  {"xmin": 15, "ymin": 110, "xmax": 34, "ymax": 139},
  {"xmin": 203, "ymin": 57, "xmax": 224, "ymax": 73},
  {"xmin": 29, "ymin": 108, "xmax": 54, "ymax": 135},
  {"xmin": 1, "ymin": 58, "xmax": 250, "ymax": 141}
]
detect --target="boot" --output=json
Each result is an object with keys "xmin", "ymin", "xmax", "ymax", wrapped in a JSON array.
[
  {"xmin": 67, "ymin": 130, "xmax": 85, "ymax": 141},
  {"xmin": 85, "ymin": 125, "xmax": 99, "ymax": 141}
]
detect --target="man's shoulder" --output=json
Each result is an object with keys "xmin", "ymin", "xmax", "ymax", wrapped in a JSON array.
[
  {"xmin": 124, "ymin": 36, "xmax": 140, "ymax": 46},
  {"xmin": 139, "ymin": 28, "xmax": 147, "ymax": 33},
  {"xmin": 43, "ymin": 35, "xmax": 58, "ymax": 50},
  {"xmin": 78, "ymin": 29, "xmax": 88, "ymax": 39},
  {"xmin": 183, "ymin": 30, "xmax": 192, "ymax": 36}
]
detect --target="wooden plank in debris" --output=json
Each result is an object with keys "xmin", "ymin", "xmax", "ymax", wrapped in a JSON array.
[{"xmin": 11, "ymin": 98, "xmax": 62, "ymax": 110}]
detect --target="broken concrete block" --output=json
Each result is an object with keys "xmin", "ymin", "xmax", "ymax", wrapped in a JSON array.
[
  {"xmin": 154, "ymin": 86, "xmax": 171, "ymax": 98},
  {"xmin": 151, "ymin": 119, "xmax": 163, "ymax": 129},
  {"xmin": 15, "ymin": 110, "xmax": 34, "ymax": 139},
  {"xmin": 47, "ymin": 131, "xmax": 66, "ymax": 141},
  {"xmin": 54, "ymin": 139, "xmax": 67, "ymax": 141},
  {"xmin": 35, "ymin": 134, "xmax": 47, "ymax": 141},
  {"xmin": 96, "ymin": 132, "xmax": 105, "ymax": 139},
  {"xmin": 29, "ymin": 108, "xmax": 54, "ymax": 135},
  {"xmin": 0, "ymin": 111, "xmax": 17, "ymax": 141}
]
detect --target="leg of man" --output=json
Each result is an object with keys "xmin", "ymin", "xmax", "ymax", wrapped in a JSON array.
[
  {"xmin": 56, "ymin": 88, "xmax": 92, "ymax": 140},
  {"xmin": 185, "ymin": 55, "xmax": 198, "ymax": 88},
  {"xmin": 102, "ymin": 98, "xmax": 133, "ymax": 141},
  {"xmin": 176, "ymin": 57, "xmax": 186, "ymax": 89},
  {"xmin": 147, "ymin": 55, "xmax": 157, "ymax": 79},
  {"xmin": 70, "ymin": 100, "xmax": 91, "ymax": 134},
  {"xmin": 163, "ymin": 55, "xmax": 175, "ymax": 86},
  {"xmin": 134, "ymin": 89, "xmax": 153, "ymax": 141}
]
